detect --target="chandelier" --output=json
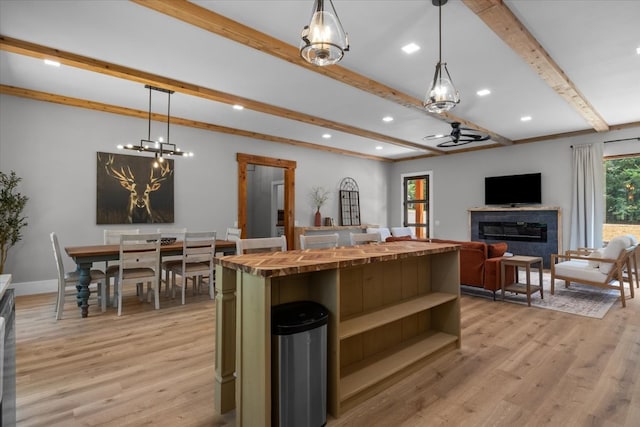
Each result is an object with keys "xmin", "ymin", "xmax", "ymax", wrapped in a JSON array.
[
  {"xmin": 300, "ymin": 0, "xmax": 349, "ymax": 66},
  {"xmin": 117, "ymin": 85, "xmax": 193, "ymax": 166},
  {"xmin": 423, "ymin": 0, "xmax": 460, "ymax": 113}
]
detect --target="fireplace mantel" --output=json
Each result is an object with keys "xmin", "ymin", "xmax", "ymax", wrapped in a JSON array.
[
  {"xmin": 468, "ymin": 207, "xmax": 562, "ymax": 268},
  {"xmin": 468, "ymin": 206, "xmax": 561, "ymax": 212}
]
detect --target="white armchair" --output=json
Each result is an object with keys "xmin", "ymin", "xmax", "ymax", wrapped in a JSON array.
[{"xmin": 551, "ymin": 236, "xmax": 636, "ymax": 307}]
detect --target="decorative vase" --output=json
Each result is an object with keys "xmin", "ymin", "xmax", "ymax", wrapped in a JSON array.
[{"xmin": 314, "ymin": 208, "xmax": 322, "ymax": 226}]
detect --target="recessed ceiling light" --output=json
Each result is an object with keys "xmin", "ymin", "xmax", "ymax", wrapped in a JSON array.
[
  {"xmin": 402, "ymin": 43, "xmax": 420, "ymax": 54},
  {"xmin": 636, "ymin": 46, "xmax": 640, "ymax": 55},
  {"xmin": 44, "ymin": 59, "xmax": 60, "ymax": 67},
  {"xmin": 232, "ymin": 104, "xmax": 244, "ymax": 110},
  {"xmin": 382, "ymin": 116, "xmax": 394, "ymax": 122},
  {"xmin": 375, "ymin": 146, "xmax": 383, "ymax": 150},
  {"xmin": 322, "ymin": 133, "xmax": 331, "ymax": 139},
  {"xmin": 476, "ymin": 89, "xmax": 491, "ymax": 96},
  {"xmin": 520, "ymin": 116, "xmax": 532, "ymax": 122}
]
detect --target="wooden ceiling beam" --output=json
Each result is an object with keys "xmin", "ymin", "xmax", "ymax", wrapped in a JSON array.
[
  {"xmin": 463, "ymin": 0, "xmax": 609, "ymax": 132},
  {"xmin": 131, "ymin": 0, "xmax": 512, "ymax": 146},
  {"xmin": 0, "ymin": 84, "xmax": 394, "ymax": 162},
  {"xmin": 0, "ymin": 34, "xmax": 442, "ymax": 155}
]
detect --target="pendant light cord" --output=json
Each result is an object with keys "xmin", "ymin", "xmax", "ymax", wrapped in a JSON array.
[
  {"xmin": 438, "ymin": 2, "xmax": 442, "ymax": 65},
  {"xmin": 167, "ymin": 91, "xmax": 171, "ymax": 144},
  {"xmin": 147, "ymin": 86, "xmax": 152, "ymax": 141}
]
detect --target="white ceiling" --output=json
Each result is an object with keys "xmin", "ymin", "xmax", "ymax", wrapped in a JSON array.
[{"xmin": 1, "ymin": 0, "xmax": 639, "ymax": 161}]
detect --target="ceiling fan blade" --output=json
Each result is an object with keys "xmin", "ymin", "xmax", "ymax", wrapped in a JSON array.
[{"xmin": 459, "ymin": 133, "xmax": 491, "ymax": 142}]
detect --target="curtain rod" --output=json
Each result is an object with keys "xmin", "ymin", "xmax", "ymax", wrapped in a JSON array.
[
  {"xmin": 571, "ymin": 137, "xmax": 638, "ymax": 148},
  {"xmin": 603, "ymin": 137, "xmax": 639, "ymax": 144}
]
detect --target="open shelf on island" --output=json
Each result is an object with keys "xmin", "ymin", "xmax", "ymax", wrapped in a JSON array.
[
  {"xmin": 340, "ymin": 292, "xmax": 457, "ymax": 340},
  {"xmin": 340, "ymin": 331, "xmax": 458, "ymax": 402}
]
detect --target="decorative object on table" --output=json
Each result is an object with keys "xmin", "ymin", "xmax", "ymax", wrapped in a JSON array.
[
  {"xmin": 97, "ymin": 152, "xmax": 174, "ymax": 224},
  {"xmin": 116, "ymin": 85, "xmax": 193, "ymax": 164},
  {"xmin": 339, "ymin": 177, "xmax": 360, "ymax": 226},
  {"xmin": 310, "ymin": 186, "xmax": 330, "ymax": 227},
  {"xmin": 0, "ymin": 170, "xmax": 29, "ymax": 274},
  {"xmin": 423, "ymin": 0, "xmax": 460, "ymax": 114},
  {"xmin": 299, "ymin": 0, "xmax": 349, "ymax": 66}
]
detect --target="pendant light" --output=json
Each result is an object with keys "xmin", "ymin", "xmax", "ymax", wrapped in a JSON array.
[
  {"xmin": 300, "ymin": 0, "xmax": 349, "ymax": 66},
  {"xmin": 117, "ymin": 85, "xmax": 193, "ymax": 167},
  {"xmin": 423, "ymin": 0, "xmax": 460, "ymax": 113}
]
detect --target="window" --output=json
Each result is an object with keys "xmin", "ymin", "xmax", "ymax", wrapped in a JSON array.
[
  {"xmin": 604, "ymin": 155, "xmax": 640, "ymax": 241},
  {"xmin": 402, "ymin": 173, "xmax": 432, "ymax": 239}
]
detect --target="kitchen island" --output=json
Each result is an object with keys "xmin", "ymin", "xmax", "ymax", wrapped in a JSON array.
[{"xmin": 213, "ymin": 240, "xmax": 461, "ymax": 426}]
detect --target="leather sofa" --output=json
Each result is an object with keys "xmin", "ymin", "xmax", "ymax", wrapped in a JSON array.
[
  {"xmin": 429, "ymin": 239, "xmax": 516, "ymax": 294},
  {"xmin": 386, "ymin": 236, "xmax": 516, "ymax": 295}
]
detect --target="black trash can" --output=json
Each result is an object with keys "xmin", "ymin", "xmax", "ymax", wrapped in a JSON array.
[{"xmin": 272, "ymin": 301, "xmax": 328, "ymax": 427}]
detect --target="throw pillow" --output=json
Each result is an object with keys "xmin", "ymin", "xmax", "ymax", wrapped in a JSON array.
[
  {"xmin": 367, "ymin": 227, "xmax": 391, "ymax": 241},
  {"xmin": 587, "ymin": 248, "xmax": 605, "ymax": 268},
  {"xmin": 600, "ymin": 236, "xmax": 630, "ymax": 275},
  {"xmin": 488, "ymin": 242, "xmax": 508, "ymax": 258}
]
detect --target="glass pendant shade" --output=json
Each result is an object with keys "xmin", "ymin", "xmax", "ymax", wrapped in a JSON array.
[
  {"xmin": 423, "ymin": 0, "xmax": 460, "ymax": 113},
  {"xmin": 424, "ymin": 61, "xmax": 460, "ymax": 113},
  {"xmin": 300, "ymin": 0, "xmax": 349, "ymax": 66}
]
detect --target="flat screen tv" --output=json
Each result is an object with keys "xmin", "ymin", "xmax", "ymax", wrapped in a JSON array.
[{"xmin": 484, "ymin": 172, "xmax": 542, "ymax": 206}]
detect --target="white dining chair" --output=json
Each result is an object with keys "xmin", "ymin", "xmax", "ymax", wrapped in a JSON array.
[
  {"xmin": 50, "ymin": 232, "xmax": 107, "ymax": 319},
  {"xmin": 114, "ymin": 233, "xmax": 161, "ymax": 316},
  {"xmin": 225, "ymin": 227, "xmax": 242, "ymax": 242},
  {"xmin": 300, "ymin": 233, "xmax": 339, "ymax": 250},
  {"xmin": 350, "ymin": 232, "xmax": 381, "ymax": 245},
  {"xmin": 236, "ymin": 235, "xmax": 287, "ymax": 255},
  {"xmin": 167, "ymin": 231, "xmax": 217, "ymax": 304},
  {"xmin": 157, "ymin": 227, "xmax": 187, "ymax": 295},
  {"xmin": 104, "ymin": 228, "xmax": 140, "ymax": 304}
]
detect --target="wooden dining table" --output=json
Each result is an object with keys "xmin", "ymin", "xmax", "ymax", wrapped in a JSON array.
[{"xmin": 65, "ymin": 239, "xmax": 237, "ymax": 318}]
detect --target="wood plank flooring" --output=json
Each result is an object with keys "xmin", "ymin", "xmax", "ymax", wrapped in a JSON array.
[{"xmin": 15, "ymin": 286, "xmax": 640, "ymax": 426}]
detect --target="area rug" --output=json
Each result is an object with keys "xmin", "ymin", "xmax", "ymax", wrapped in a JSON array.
[{"xmin": 461, "ymin": 271, "xmax": 621, "ymax": 319}]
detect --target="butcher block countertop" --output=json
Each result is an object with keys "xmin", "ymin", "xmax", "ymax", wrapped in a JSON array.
[{"xmin": 214, "ymin": 240, "xmax": 459, "ymax": 278}]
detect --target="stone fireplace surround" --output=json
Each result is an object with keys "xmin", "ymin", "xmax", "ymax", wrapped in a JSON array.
[{"xmin": 469, "ymin": 207, "xmax": 561, "ymax": 269}]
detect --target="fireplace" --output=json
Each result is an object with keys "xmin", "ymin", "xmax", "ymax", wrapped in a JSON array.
[
  {"xmin": 469, "ymin": 207, "xmax": 561, "ymax": 268},
  {"xmin": 479, "ymin": 221, "xmax": 547, "ymax": 243}
]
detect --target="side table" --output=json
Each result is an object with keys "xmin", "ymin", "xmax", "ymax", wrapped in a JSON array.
[{"xmin": 501, "ymin": 255, "xmax": 544, "ymax": 306}]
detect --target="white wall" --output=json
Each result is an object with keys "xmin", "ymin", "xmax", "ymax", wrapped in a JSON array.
[
  {"xmin": 389, "ymin": 126, "xmax": 640, "ymax": 250},
  {"xmin": 0, "ymin": 95, "xmax": 389, "ymax": 285}
]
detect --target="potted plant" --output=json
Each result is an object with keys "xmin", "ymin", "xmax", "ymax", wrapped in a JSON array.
[
  {"xmin": 0, "ymin": 170, "xmax": 29, "ymax": 274},
  {"xmin": 310, "ymin": 186, "xmax": 330, "ymax": 227}
]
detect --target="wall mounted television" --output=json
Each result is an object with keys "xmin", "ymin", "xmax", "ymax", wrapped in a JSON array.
[{"xmin": 484, "ymin": 172, "xmax": 542, "ymax": 206}]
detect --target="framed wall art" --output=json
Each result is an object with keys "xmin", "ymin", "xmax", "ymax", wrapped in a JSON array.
[{"xmin": 96, "ymin": 152, "xmax": 174, "ymax": 224}]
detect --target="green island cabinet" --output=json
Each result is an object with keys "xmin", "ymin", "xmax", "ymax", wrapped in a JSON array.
[{"xmin": 214, "ymin": 241, "xmax": 461, "ymax": 426}]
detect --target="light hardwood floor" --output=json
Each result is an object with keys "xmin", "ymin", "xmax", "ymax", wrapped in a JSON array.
[{"xmin": 15, "ymin": 286, "xmax": 640, "ymax": 426}]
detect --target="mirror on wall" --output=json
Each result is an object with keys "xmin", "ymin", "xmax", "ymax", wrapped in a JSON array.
[
  {"xmin": 246, "ymin": 165, "xmax": 284, "ymax": 238},
  {"xmin": 237, "ymin": 153, "xmax": 296, "ymax": 248}
]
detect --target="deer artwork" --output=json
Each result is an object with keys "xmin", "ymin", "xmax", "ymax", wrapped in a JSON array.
[{"xmin": 101, "ymin": 154, "xmax": 173, "ymax": 223}]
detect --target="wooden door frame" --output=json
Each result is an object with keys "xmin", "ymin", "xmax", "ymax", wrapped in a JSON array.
[{"xmin": 237, "ymin": 153, "xmax": 296, "ymax": 249}]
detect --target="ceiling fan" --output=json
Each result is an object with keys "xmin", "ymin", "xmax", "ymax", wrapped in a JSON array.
[{"xmin": 423, "ymin": 122, "xmax": 491, "ymax": 148}]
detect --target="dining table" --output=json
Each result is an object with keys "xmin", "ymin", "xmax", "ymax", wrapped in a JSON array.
[{"xmin": 65, "ymin": 239, "xmax": 237, "ymax": 318}]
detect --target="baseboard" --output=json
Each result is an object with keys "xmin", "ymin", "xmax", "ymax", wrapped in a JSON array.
[{"xmin": 9, "ymin": 279, "xmax": 56, "ymax": 296}]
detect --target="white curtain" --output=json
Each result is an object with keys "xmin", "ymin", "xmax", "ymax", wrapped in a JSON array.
[{"xmin": 569, "ymin": 142, "xmax": 605, "ymax": 249}]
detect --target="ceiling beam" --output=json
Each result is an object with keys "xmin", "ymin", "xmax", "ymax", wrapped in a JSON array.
[
  {"xmin": 0, "ymin": 34, "xmax": 443, "ymax": 155},
  {"xmin": 130, "ymin": 0, "xmax": 512, "ymax": 146},
  {"xmin": 0, "ymin": 84, "xmax": 395, "ymax": 162},
  {"xmin": 463, "ymin": 0, "xmax": 609, "ymax": 132}
]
